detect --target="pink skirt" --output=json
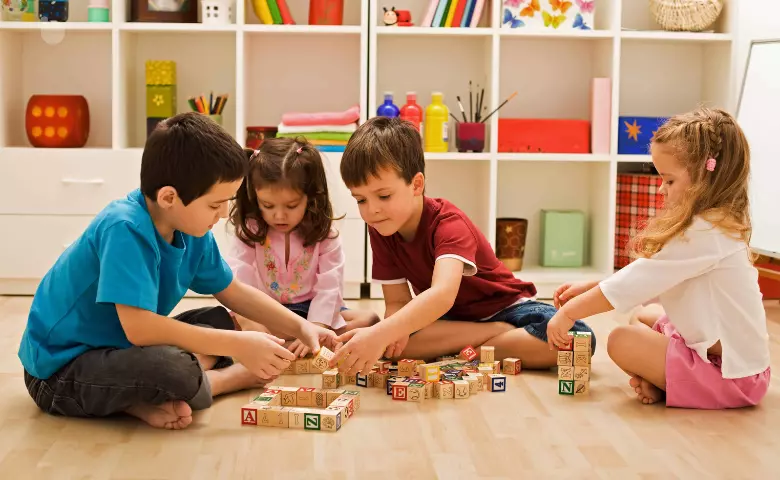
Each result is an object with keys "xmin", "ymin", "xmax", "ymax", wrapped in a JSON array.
[{"xmin": 655, "ymin": 316, "xmax": 770, "ymax": 409}]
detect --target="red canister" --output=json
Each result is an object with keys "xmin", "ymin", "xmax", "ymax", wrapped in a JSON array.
[{"xmin": 309, "ymin": 0, "xmax": 343, "ymax": 25}]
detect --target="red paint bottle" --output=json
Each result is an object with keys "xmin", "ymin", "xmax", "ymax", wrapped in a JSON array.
[{"xmin": 400, "ymin": 91, "xmax": 423, "ymax": 133}]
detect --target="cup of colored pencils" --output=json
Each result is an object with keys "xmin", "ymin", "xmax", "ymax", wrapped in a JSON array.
[{"xmin": 189, "ymin": 92, "xmax": 229, "ymax": 126}]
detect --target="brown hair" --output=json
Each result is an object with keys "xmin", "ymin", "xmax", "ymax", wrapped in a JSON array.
[
  {"xmin": 630, "ymin": 106, "xmax": 752, "ymax": 259},
  {"xmin": 229, "ymin": 137, "xmax": 343, "ymax": 247},
  {"xmin": 141, "ymin": 112, "xmax": 248, "ymax": 205},
  {"xmin": 340, "ymin": 116, "xmax": 425, "ymax": 187}
]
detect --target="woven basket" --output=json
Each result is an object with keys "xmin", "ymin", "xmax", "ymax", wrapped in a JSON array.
[{"xmin": 649, "ymin": 0, "xmax": 724, "ymax": 32}]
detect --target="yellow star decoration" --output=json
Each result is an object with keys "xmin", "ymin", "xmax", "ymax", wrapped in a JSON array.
[
  {"xmin": 505, "ymin": 226, "xmax": 513, "ymax": 233},
  {"xmin": 624, "ymin": 119, "xmax": 641, "ymax": 142},
  {"xmin": 651, "ymin": 128, "xmax": 659, "ymax": 140},
  {"xmin": 153, "ymin": 94, "xmax": 164, "ymax": 107}
]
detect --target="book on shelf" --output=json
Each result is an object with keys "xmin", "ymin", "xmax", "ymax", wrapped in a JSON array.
[
  {"xmin": 252, "ymin": 0, "xmax": 294, "ymax": 25},
  {"xmin": 422, "ymin": 0, "xmax": 486, "ymax": 28}
]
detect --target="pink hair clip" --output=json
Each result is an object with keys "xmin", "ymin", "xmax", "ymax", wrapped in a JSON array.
[
  {"xmin": 706, "ymin": 158, "xmax": 717, "ymax": 171},
  {"xmin": 296, "ymin": 147, "xmax": 303, "ymax": 154}
]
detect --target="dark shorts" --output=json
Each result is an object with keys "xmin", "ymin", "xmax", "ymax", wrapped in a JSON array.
[
  {"xmin": 446, "ymin": 300, "xmax": 597, "ymax": 355},
  {"xmin": 23, "ymin": 306, "xmax": 235, "ymax": 419},
  {"xmin": 284, "ymin": 300, "xmax": 348, "ymax": 320}
]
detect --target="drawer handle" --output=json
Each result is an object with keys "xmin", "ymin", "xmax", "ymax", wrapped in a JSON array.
[{"xmin": 61, "ymin": 178, "xmax": 105, "ymax": 185}]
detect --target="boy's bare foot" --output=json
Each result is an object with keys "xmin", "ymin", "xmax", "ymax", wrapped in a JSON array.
[
  {"xmin": 629, "ymin": 375, "xmax": 664, "ymax": 404},
  {"xmin": 125, "ymin": 400, "xmax": 193, "ymax": 430},
  {"xmin": 206, "ymin": 363, "xmax": 271, "ymax": 397}
]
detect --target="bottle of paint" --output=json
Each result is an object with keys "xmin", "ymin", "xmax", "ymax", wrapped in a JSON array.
[
  {"xmin": 376, "ymin": 92, "xmax": 400, "ymax": 118},
  {"xmin": 88, "ymin": 0, "xmax": 110, "ymax": 22},
  {"xmin": 424, "ymin": 91, "xmax": 448, "ymax": 152},
  {"xmin": 400, "ymin": 91, "xmax": 423, "ymax": 134}
]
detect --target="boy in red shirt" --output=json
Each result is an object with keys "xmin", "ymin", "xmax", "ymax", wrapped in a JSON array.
[{"xmin": 330, "ymin": 116, "xmax": 596, "ymax": 374}]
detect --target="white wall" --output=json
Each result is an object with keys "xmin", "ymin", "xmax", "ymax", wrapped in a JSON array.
[{"xmin": 736, "ymin": 0, "xmax": 780, "ymax": 96}]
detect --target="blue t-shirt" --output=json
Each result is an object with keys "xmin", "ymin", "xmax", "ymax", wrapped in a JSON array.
[{"xmin": 18, "ymin": 189, "xmax": 234, "ymax": 379}]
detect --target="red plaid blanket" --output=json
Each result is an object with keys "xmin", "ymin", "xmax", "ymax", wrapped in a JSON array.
[{"xmin": 614, "ymin": 174, "xmax": 665, "ymax": 269}]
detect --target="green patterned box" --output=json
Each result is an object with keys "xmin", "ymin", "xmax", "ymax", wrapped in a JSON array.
[
  {"xmin": 146, "ymin": 85, "xmax": 177, "ymax": 118},
  {"xmin": 540, "ymin": 210, "xmax": 586, "ymax": 267}
]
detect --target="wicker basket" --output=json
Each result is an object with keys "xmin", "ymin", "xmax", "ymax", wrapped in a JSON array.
[{"xmin": 649, "ymin": 0, "xmax": 724, "ymax": 32}]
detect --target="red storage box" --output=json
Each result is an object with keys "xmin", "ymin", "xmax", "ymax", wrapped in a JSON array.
[
  {"xmin": 614, "ymin": 173, "xmax": 665, "ymax": 269},
  {"xmin": 498, "ymin": 118, "xmax": 590, "ymax": 154}
]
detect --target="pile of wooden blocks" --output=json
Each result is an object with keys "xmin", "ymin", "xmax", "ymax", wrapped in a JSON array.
[
  {"xmin": 557, "ymin": 331, "xmax": 592, "ymax": 396},
  {"xmin": 318, "ymin": 345, "xmax": 521, "ymax": 402},
  {"xmin": 240, "ymin": 347, "xmax": 359, "ymax": 432},
  {"xmin": 145, "ymin": 60, "xmax": 177, "ymax": 137}
]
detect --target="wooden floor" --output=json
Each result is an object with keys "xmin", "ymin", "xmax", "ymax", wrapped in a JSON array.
[{"xmin": 1, "ymin": 296, "xmax": 780, "ymax": 479}]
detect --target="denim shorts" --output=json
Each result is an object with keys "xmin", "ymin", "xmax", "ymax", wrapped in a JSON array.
[
  {"xmin": 445, "ymin": 300, "xmax": 596, "ymax": 355},
  {"xmin": 285, "ymin": 300, "xmax": 348, "ymax": 320}
]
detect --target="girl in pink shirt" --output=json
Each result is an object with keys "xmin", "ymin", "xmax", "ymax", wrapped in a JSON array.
[{"xmin": 227, "ymin": 137, "xmax": 378, "ymax": 357}]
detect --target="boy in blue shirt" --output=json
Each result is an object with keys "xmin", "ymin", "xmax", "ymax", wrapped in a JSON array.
[{"xmin": 18, "ymin": 113, "xmax": 337, "ymax": 430}]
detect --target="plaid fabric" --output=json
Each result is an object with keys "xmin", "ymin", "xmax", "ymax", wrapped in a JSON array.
[{"xmin": 614, "ymin": 174, "xmax": 665, "ymax": 269}]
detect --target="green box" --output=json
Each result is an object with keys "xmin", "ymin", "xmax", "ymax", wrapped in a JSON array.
[
  {"xmin": 146, "ymin": 85, "xmax": 177, "ymax": 118},
  {"xmin": 540, "ymin": 210, "xmax": 586, "ymax": 267}
]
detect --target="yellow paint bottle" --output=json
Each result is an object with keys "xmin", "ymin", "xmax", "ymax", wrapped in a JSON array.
[{"xmin": 424, "ymin": 91, "xmax": 449, "ymax": 153}]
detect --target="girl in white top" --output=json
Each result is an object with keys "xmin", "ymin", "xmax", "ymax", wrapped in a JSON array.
[{"xmin": 546, "ymin": 107, "xmax": 771, "ymax": 409}]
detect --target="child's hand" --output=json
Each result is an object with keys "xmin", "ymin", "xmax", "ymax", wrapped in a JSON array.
[
  {"xmin": 329, "ymin": 327, "xmax": 388, "ymax": 375},
  {"xmin": 546, "ymin": 310, "xmax": 576, "ymax": 350},
  {"xmin": 235, "ymin": 331, "xmax": 296, "ymax": 379},
  {"xmin": 383, "ymin": 334, "xmax": 409, "ymax": 359},
  {"xmin": 286, "ymin": 338, "xmax": 309, "ymax": 358},
  {"xmin": 297, "ymin": 322, "xmax": 341, "ymax": 355},
  {"xmin": 553, "ymin": 281, "xmax": 598, "ymax": 308}
]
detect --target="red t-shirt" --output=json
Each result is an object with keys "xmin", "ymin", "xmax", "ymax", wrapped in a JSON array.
[{"xmin": 369, "ymin": 197, "xmax": 537, "ymax": 319}]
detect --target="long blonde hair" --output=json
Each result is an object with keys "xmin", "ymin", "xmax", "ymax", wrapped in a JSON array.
[{"xmin": 629, "ymin": 107, "xmax": 752, "ymax": 259}]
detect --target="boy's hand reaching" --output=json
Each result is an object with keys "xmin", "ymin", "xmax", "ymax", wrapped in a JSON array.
[
  {"xmin": 328, "ymin": 327, "xmax": 388, "ymax": 375},
  {"xmin": 235, "ymin": 331, "xmax": 296, "ymax": 379}
]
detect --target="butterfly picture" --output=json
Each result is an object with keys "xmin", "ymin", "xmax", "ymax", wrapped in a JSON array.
[
  {"xmin": 542, "ymin": 10, "xmax": 566, "ymax": 28},
  {"xmin": 520, "ymin": 0, "xmax": 540, "ymax": 17},
  {"xmin": 575, "ymin": 0, "xmax": 595, "ymax": 14},
  {"xmin": 503, "ymin": 0, "xmax": 522, "ymax": 7},
  {"xmin": 572, "ymin": 12, "xmax": 591, "ymax": 30},
  {"xmin": 549, "ymin": 0, "xmax": 572, "ymax": 14},
  {"xmin": 503, "ymin": 8, "xmax": 525, "ymax": 28}
]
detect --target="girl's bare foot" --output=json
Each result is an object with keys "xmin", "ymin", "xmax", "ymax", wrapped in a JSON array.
[
  {"xmin": 629, "ymin": 375, "xmax": 664, "ymax": 404},
  {"xmin": 206, "ymin": 363, "xmax": 272, "ymax": 397},
  {"xmin": 125, "ymin": 400, "xmax": 193, "ymax": 430}
]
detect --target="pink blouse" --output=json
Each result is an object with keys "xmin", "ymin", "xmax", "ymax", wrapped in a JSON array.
[{"xmin": 225, "ymin": 224, "xmax": 346, "ymax": 330}]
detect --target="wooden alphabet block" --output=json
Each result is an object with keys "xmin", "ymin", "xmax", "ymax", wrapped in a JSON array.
[
  {"xmin": 241, "ymin": 404, "xmax": 258, "ymax": 425},
  {"xmin": 574, "ymin": 366, "xmax": 590, "ymax": 382},
  {"xmin": 558, "ymin": 380, "xmax": 574, "ymax": 395},
  {"xmin": 573, "ymin": 332, "xmax": 592, "ymax": 352},
  {"xmin": 392, "ymin": 382, "xmax": 408, "ymax": 401},
  {"xmin": 322, "ymin": 369, "xmax": 340, "ymax": 389},
  {"xmin": 294, "ymin": 358, "xmax": 311, "ymax": 375},
  {"xmin": 480, "ymin": 346, "xmax": 495, "ymax": 363},
  {"xmin": 558, "ymin": 365, "xmax": 574, "ymax": 381},
  {"xmin": 453, "ymin": 380, "xmax": 470, "ymax": 399},
  {"xmin": 502, "ymin": 358, "xmax": 522, "ymax": 375},
  {"xmin": 420, "ymin": 364, "xmax": 441, "ymax": 382},
  {"xmin": 319, "ymin": 409, "xmax": 341, "ymax": 432},
  {"xmin": 372, "ymin": 370, "xmax": 389, "ymax": 388},
  {"xmin": 257, "ymin": 406, "xmax": 289, "ymax": 428},
  {"xmin": 326, "ymin": 405, "xmax": 348, "ymax": 424},
  {"xmin": 398, "ymin": 359, "xmax": 417, "ymax": 377},
  {"xmin": 310, "ymin": 347, "xmax": 334, "ymax": 372},
  {"xmin": 559, "ymin": 332, "xmax": 575, "ymax": 351},
  {"xmin": 355, "ymin": 373, "xmax": 369, "ymax": 387},
  {"xmin": 312, "ymin": 389, "xmax": 328, "ymax": 408},
  {"xmin": 459, "ymin": 345, "xmax": 478, "ymax": 361},
  {"xmin": 326, "ymin": 389, "xmax": 346, "ymax": 405},
  {"xmin": 377, "ymin": 360, "xmax": 392, "ymax": 371},
  {"xmin": 280, "ymin": 389, "xmax": 298, "ymax": 406},
  {"xmin": 330, "ymin": 396, "xmax": 355, "ymax": 418},
  {"xmin": 296, "ymin": 387, "xmax": 315, "ymax": 407},
  {"xmin": 574, "ymin": 380, "xmax": 589, "ymax": 396},
  {"xmin": 478, "ymin": 366, "xmax": 493, "ymax": 384},
  {"xmin": 341, "ymin": 390, "xmax": 361, "ymax": 411},
  {"xmin": 282, "ymin": 362, "xmax": 296, "ymax": 375},
  {"xmin": 407, "ymin": 383, "xmax": 425, "ymax": 402},
  {"xmin": 434, "ymin": 381, "xmax": 455, "ymax": 399},
  {"xmin": 303, "ymin": 412, "xmax": 321, "ymax": 431},
  {"xmin": 492, "ymin": 361, "xmax": 502, "ymax": 374},
  {"xmin": 287, "ymin": 407, "xmax": 307, "ymax": 429},
  {"xmin": 488, "ymin": 374, "xmax": 506, "ymax": 392},
  {"xmin": 573, "ymin": 351, "xmax": 590, "ymax": 366},
  {"xmin": 424, "ymin": 381, "xmax": 433, "ymax": 399},
  {"xmin": 557, "ymin": 351, "xmax": 573, "ymax": 366}
]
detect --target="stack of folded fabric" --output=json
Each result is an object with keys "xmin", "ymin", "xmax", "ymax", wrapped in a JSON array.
[{"xmin": 277, "ymin": 105, "xmax": 360, "ymax": 152}]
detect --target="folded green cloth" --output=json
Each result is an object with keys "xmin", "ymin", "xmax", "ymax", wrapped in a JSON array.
[{"xmin": 277, "ymin": 132, "xmax": 352, "ymax": 141}]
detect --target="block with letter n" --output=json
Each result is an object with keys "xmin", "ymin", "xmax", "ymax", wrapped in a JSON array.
[{"xmin": 304, "ymin": 412, "xmax": 321, "ymax": 431}]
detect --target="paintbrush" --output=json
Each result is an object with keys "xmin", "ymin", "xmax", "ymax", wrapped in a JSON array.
[{"xmin": 480, "ymin": 91, "xmax": 517, "ymax": 123}]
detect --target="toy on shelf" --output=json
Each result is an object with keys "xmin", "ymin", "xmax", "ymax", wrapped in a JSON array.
[
  {"xmin": 246, "ymin": 126, "xmax": 277, "ymax": 149},
  {"xmin": 277, "ymin": 105, "xmax": 359, "ymax": 153},
  {"xmin": 558, "ymin": 332, "xmax": 592, "ymax": 396},
  {"xmin": 1, "ymin": 0, "xmax": 36, "ymax": 21},
  {"xmin": 201, "ymin": 0, "xmax": 232, "ymax": 25},
  {"xmin": 319, "ymin": 345, "xmax": 517, "ymax": 402},
  {"xmin": 502, "ymin": 0, "xmax": 595, "ymax": 31},
  {"xmin": 540, "ymin": 210, "xmax": 586, "ymax": 268},
  {"xmin": 382, "ymin": 6, "xmax": 412, "ymax": 26},
  {"xmin": 145, "ymin": 60, "xmax": 177, "ymax": 137},
  {"xmin": 617, "ymin": 116, "xmax": 669, "ymax": 155},
  {"xmin": 38, "ymin": 0, "xmax": 68, "ymax": 22},
  {"xmin": 496, "ymin": 218, "xmax": 528, "ymax": 272},
  {"xmin": 649, "ymin": 0, "xmax": 722, "ymax": 32},
  {"xmin": 130, "ymin": 0, "xmax": 197, "ymax": 22},
  {"xmin": 188, "ymin": 91, "xmax": 228, "ymax": 126},
  {"xmin": 421, "ymin": 0, "xmax": 487, "ymax": 28},
  {"xmin": 25, "ymin": 95, "xmax": 90, "ymax": 148}
]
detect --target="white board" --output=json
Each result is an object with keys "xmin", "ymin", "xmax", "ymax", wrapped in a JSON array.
[{"xmin": 737, "ymin": 39, "xmax": 780, "ymax": 258}]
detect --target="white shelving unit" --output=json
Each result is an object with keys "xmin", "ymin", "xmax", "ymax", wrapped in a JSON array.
[{"xmin": 0, "ymin": 0, "xmax": 739, "ymax": 300}]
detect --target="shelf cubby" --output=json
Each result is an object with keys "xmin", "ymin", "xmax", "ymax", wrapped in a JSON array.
[
  {"xmin": 117, "ymin": 29, "xmax": 237, "ymax": 148},
  {"xmin": 0, "ymin": 29, "xmax": 113, "ymax": 148},
  {"xmin": 243, "ymin": 0, "xmax": 363, "ymax": 26},
  {"xmin": 426, "ymin": 159, "xmax": 492, "ymax": 235}
]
